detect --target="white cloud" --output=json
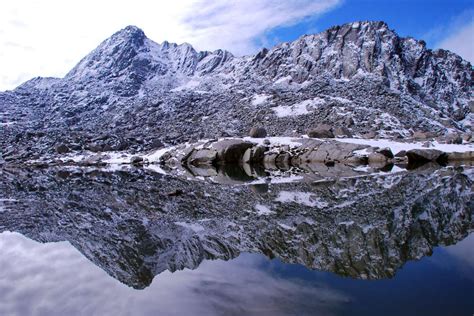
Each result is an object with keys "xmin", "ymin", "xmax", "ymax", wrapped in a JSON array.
[
  {"xmin": 433, "ymin": 10, "xmax": 474, "ymax": 64},
  {"xmin": 0, "ymin": 232, "xmax": 349, "ymax": 315},
  {"xmin": 437, "ymin": 21, "xmax": 474, "ymax": 64},
  {"xmin": 0, "ymin": 0, "xmax": 340, "ymax": 91}
]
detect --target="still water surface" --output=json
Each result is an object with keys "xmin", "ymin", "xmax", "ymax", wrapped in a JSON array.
[
  {"xmin": 0, "ymin": 232, "xmax": 473, "ymax": 316},
  {"xmin": 0, "ymin": 165, "xmax": 472, "ymax": 315}
]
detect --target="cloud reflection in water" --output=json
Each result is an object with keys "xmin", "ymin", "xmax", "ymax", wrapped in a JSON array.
[{"xmin": 0, "ymin": 232, "xmax": 349, "ymax": 316}]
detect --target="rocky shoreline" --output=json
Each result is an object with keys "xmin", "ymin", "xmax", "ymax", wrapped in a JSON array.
[{"xmin": 5, "ymin": 136, "xmax": 472, "ymax": 185}]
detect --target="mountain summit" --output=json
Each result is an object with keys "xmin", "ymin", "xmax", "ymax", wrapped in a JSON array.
[{"xmin": 1, "ymin": 21, "xmax": 472, "ymax": 161}]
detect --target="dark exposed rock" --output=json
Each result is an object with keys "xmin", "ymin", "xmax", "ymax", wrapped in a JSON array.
[
  {"xmin": 445, "ymin": 133, "xmax": 463, "ymax": 144},
  {"xmin": 242, "ymin": 146, "xmax": 267, "ymax": 164},
  {"xmin": 406, "ymin": 149, "xmax": 448, "ymax": 164},
  {"xmin": 167, "ymin": 189, "xmax": 183, "ymax": 196},
  {"xmin": 308, "ymin": 125, "xmax": 334, "ymax": 138},
  {"xmin": 131, "ymin": 156, "xmax": 144, "ymax": 165},
  {"xmin": 447, "ymin": 151, "xmax": 474, "ymax": 161},
  {"xmin": 249, "ymin": 127, "xmax": 267, "ymax": 138},
  {"xmin": 395, "ymin": 150, "xmax": 406, "ymax": 157},
  {"xmin": 413, "ymin": 131, "xmax": 436, "ymax": 140},
  {"xmin": 377, "ymin": 147, "xmax": 394, "ymax": 159},
  {"xmin": 55, "ymin": 144, "xmax": 70, "ymax": 154},
  {"xmin": 188, "ymin": 149, "xmax": 218, "ymax": 165},
  {"xmin": 362, "ymin": 131, "xmax": 377, "ymax": 139},
  {"xmin": 334, "ymin": 126, "xmax": 353, "ymax": 138},
  {"xmin": 211, "ymin": 140, "xmax": 254, "ymax": 163}
]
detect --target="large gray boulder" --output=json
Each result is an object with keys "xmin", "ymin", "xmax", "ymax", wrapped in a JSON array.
[
  {"xmin": 188, "ymin": 149, "xmax": 218, "ymax": 165},
  {"xmin": 307, "ymin": 125, "xmax": 334, "ymax": 138},
  {"xmin": 406, "ymin": 149, "xmax": 447, "ymax": 164},
  {"xmin": 249, "ymin": 127, "xmax": 267, "ymax": 138},
  {"xmin": 295, "ymin": 142, "xmax": 367, "ymax": 164},
  {"xmin": 334, "ymin": 126, "xmax": 352, "ymax": 138},
  {"xmin": 445, "ymin": 133, "xmax": 463, "ymax": 144},
  {"xmin": 447, "ymin": 151, "xmax": 474, "ymax": 161},
  {"xmin": 242, "ymin": 146, "xmax": 266, "ymax": 163},
  {"xmin": 211, "ymin": 140, "xmax": 254, "ymax": 163}
]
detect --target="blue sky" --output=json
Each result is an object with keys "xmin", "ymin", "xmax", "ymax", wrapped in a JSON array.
[{"xmin": 0, "ymin": 0, "xmax": 472, "ymax": 90}]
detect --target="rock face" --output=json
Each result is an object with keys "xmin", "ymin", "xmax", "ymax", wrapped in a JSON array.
[
  {"xmin": 0, "ymin": 21, "xmax": 472, "ymax": 163},
  {"xmin": 0, "ymin": 166, "xmax": 472, "ymax": 289}
]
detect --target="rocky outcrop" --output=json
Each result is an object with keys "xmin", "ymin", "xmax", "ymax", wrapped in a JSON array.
[{"xmin": 161, "ymin": 138, "xmax": 374, "ymax": 172}]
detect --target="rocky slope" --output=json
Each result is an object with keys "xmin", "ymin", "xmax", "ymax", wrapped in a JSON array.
[
  {"xmin": 1, "ymin": 22, "xmax": 472, "ymax": 163},
  {"xmin": 0, "ymin": 166, "xmax": 472, "ymax": 289}
]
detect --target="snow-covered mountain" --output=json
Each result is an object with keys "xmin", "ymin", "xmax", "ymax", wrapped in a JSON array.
[{"xmin": 1, "ymin": 22, "xmax": 472, "ymax": 162}]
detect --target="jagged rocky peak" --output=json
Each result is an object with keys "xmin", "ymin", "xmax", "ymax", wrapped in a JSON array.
[
  {"xmin": 64, "ymin": 25, "xmax": 234, "ymax": 83},
  {"xmin": 256, "ymin": 21, "xmax": 401, "ymax": 79},
  {"xmin": 256, "ymin": 20, "xmax": 472, "ymax": 110}
]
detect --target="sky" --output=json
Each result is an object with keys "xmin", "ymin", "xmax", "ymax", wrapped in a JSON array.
[{"xmin": 0, "ymin": 0, "xmax": 472, "ymax": 91}]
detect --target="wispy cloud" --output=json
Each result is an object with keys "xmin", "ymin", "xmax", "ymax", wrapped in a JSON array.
[
  {"xmin": 429, "ymin": 9, "xmax": 474, "ymax": 63},
  {"xmin": 180, "ymin": 0, "xmax": 340, "ymax": 54},
  {"xmin": 437, "ymin": 21, "xmax": 474, "ymax": 63},
  {"xmin": 0, "ymin": 232, "xmax": 349, "ymax": 315},
  {"xmin": 0, "ymin": 0, "xmax": 340, "ymax": 90}
]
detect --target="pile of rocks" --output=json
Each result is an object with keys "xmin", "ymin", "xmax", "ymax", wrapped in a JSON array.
[
  {"xmin": 158, "ymin": 137, "xmax": 474, "ymax": 176},
  {"xmin": 162, "ymin": 138, "xmax": 392, "ymax": 170}
]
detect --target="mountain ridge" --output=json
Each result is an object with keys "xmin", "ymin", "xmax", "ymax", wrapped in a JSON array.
[{"xmin": 1, "ymin": 21, "xmax": 472, "ymax": 162}]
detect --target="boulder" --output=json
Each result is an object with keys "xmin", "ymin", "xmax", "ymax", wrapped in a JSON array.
[
  {"xmin": 249, "ymin": 127, "xmax": 267, "ymax": 138},
  {"xmin": 130, "ymin": 156, "xmax": 144, "ymax": 165},
  {"xmin": 80, "ymin": 155, "xmax": 106, "ymax": 166},
  {"xmin": 275, "ymin": 153, "xmax": 291, "ymax": 169},
  {"xmin": 167, "ymin": 189, "xmax": 183, "ymax": 197},
  {"xmin": 406, "ymin": 149, "xmax": 448, "ymax": 164},
  {"xmin": 298, "ymin": 142, "xmax": 366, "ymax": 164},
  {"xmin": 445, "ymin": 133, "xmax": 463, "ymax": 144},
  {"xmin": 413, "ymin": 131, "xmax": 436, "ymax": 140},
  {"xmin": 55, "ymin": 144, "xmax": 70, "ymax": 154},
  {"xmin": 368, "ymin": 152, "xmax": 389, "ymax": 163},
  {"xmin": 242, "ymin": 146, "xmax": 266, "ymax": 164},
  {"xmin": 376, "ymin": 148, "xmax": 394, "ymax": 159},
  {"xmin": 462, "ymin": 133, "xmax": 472, "ymax": 143},
  {"xmin": 308, "ymin": 125, "xmax": 334, "ymax": 138},
  {"xmin": 447, "ymin": 151, "xmax": 474, "ymax": 161},
  {"xmin": 334, "ymin": 126, "xmax": 352, "ymax": 138},
  {"xmin": 150, "ymin": 139, "xmax": 165, "ymax": 149},
  {"xmin": 362, "ymin": 131, "xmax": 377, "ymax": 139},
  {"xmin": 211, "ymin": 139, "xmax": 254, "ymax": 163},
  {"xmin": 87, "ymin": 143, "xmax": 103, "ymax": 153},
  {"xmin": 188, "ymin": 149, "xmax": 218, "ymax": 165},
  {"xmin": 394, "ymin": 150, "xmax": 407, "ymax": 157},
  {"xmin": 344, "ymin": 117, "xmax": 354, "ymax": 127},
  {"xmin": 263, "ymin": 152, "xmax": 279, "ymax": 168}
]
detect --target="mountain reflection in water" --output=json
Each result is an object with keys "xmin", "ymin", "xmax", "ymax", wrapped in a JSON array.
[{"xmin": 0, "ymin": 165, "xmax": 472, "ymax": 315}]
